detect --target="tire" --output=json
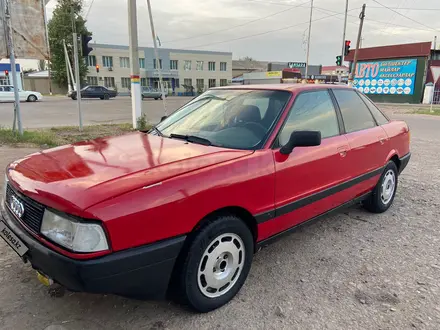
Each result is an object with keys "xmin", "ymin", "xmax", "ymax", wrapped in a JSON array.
[
  {"xmin": 364, "ymin": 161, "xmax": 398, "ymax": 213},
  {"xmin": 103, "ymin": 94, "xmax": 109, "ymax": 100},
  {"xmin": 71, "ymin": 95, "xmax": 77, "ymax": 100},
  {"xmin": 154, "ymin": 98, "xmax": 158, "ymax": 100},
  {"xmin": 176, "ymin": 215, "xmax": 253, "ymax": 312},
  {"xmin": 27, "ymin": 95, "xmax": 37, "ymax": 102}
]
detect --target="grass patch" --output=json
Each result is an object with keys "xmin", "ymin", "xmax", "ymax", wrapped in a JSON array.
[
  {"xmin": 0, "ymin": 123, "xmax": 151, "ymax": 148},
  {"xmin": 411, "ymin": 108, "xmax": 440, "ymax": 116}
]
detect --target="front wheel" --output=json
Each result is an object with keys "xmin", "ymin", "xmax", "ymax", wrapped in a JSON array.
[
  {"xmin": 27, "ymin": 95, "xmax": 37, "ymax": 102},
  {"xmin": 103, "ymin": 94, "xmax": 109, "ymax": 100},
  {"xmin": 176, "ymin": 215, "xmax": 253, "ymax": 312},
  {"xmin": 364, "ymin": 161, "xmax": 398, "ymax": 213}
]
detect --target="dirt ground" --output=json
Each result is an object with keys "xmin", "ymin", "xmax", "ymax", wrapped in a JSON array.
[{"xmin": 0, "ymin": 107, "xmax": 439, "ymax": 330}]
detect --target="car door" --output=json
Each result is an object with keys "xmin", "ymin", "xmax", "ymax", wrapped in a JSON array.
[
  {"xmin": 330, "ymin": 88, "xmax": 389, "ymax": 202},
  {"xmin": 2, "ymin": 86, "xmax": 14, "ymax": 101},
  {"xmin": 271, "ymin": 89, "xmax": 351, "ymax": 234}
]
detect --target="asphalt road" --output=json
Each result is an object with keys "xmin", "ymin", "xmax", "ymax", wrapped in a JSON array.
[
  {"xmin": 0, "ymin": 96, "xmax": 192, "ymax": 129},
  {"xmin": 0, "ymin": 107, "xmax": 439, "ymax": 329}
]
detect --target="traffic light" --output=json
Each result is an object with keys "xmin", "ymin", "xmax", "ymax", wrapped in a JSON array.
[
  {"xmin": 96, "ymin": 65, "xmax": 100, "ymax": 73},
  {"xmin": 4, "ymin": 70, "xmax": 8, "ymax": 77},
  {"xmin": 81, "ymin": 35, "xmax": 93, "ymax": 57},
  {"xmin": 344, "ymin": 40, "xmax": 351, "ymax": 56},
  {"xmin": 336, "ymin": 56, "xmax": 342, "ymax": 66}
]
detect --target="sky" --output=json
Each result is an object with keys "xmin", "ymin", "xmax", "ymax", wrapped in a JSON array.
[{"xmin": 11, "ymin": 0, "xmax": 440, "ymax": 69}]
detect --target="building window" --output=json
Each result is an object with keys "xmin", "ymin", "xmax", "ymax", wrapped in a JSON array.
[
  {"xmin": 196, "ymin": 61, "xmax": 204, "ymax": 71},
  {"xmin": 104, "ymin": 77, "xmax": 115, "ymax": 88},
  {"xmin": 153, "ymin": 59, "xmax": 162, "ymax": 69},
  {"xmin": 170, "ymin": 60, "xmax": 178, "ymax": 70},
  {"xmin": 86, "ymin": 55, "xmax": 96, "ymax": 67},
  {"xmin": 175, "ymin": 78, "xmax": 180, "ymax": 88},
  {"xmin": 220, "ymin": 62, "xmax": 227, "ymax": 71},
  {"xmin": 184, "ymin": 78, "xmax": 192, "ymax": 87},
  {"xmin": 87, "ymin": 76, "xmax": 98, "ymax": 85},
  {"xmin": 120, "ymin": 57, "xmax": 130, "ymax": 68},
  {"xmin": 141, "ymin": 78, "xmax": 147, "ymax": 86},
  {"xmin": 102, "ymin": 56, "xmax": 113, "ymax": 68},
  {"xmin": 220, "ymin": 79, "xmax": 228, "ymax": 86},
  {"xmin": 209, "ymin": 79, "xmax": 216, "ymax": 88},
  {"xmin": 208, "ymin": 62, "xmax": 215, "ymax": 71},
  {"xmin": 196, "ymin": 79, "xmax": 204, "ymax": 91},
  {"xmin": 184, "ymin": 60, "xmax": 192, "ymax": 71},
  {"xmin": 121, "ymin": 77, "xmax": 131, "ymax": 88},
  {"xmin": 139, "ymin": 58, "xmax": 145, "ymax": 69}
]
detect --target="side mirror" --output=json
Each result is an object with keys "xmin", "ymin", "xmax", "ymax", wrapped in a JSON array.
[
  {"xmin": 160, "ymin": 116, "xmax": 167, "ymax": 122},
  {"xmin": 279, "ymin": 131, "xmax": 321, "ymax": 155}
]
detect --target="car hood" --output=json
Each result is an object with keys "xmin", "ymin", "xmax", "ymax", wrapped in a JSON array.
[{"xmin": 7, "ymin": 132, "xmax": 252, "ymax": 217}]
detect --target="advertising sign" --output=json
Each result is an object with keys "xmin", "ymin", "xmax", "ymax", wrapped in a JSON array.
[
  {"xmin": 353, "ymin": 58, "xmax": 418, "ymax": 95},
  {"xmin": 266, "ymin": 71, "xmax": 282, "ymax": 77},
  {"xmin": 288, "ymin": 62, "xmax": 306, "ymax": 68}
]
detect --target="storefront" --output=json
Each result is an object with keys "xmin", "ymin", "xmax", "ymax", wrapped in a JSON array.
[{"xmin": 345, "ymin": 42, "xmax": 432, "ymax": 104}]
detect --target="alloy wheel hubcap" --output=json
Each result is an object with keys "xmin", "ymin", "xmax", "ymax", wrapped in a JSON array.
[
  {"xmin": 381, "ymin": 169, "xmax": 396, "ymax": 204},
  {"xmin": 197, "ymin": 233, "xmax": 245, "ymax": 298}
]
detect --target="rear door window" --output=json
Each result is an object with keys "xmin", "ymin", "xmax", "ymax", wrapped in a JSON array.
[
  {"xmin": 278, "ymin": 90, "xmax": 340, "ymax": 145},
  {"xmin": 332, "ymin": 89, "xmax": 376, "ymax": 133},
  {"xmin": 357, "ymin": 92, "xmax": 389, "ymax": 125}
]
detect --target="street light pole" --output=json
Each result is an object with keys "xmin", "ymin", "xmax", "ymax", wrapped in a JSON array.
[
  {"xmin": 128, "ymin": 0, "xmax": 142, "ymax": 129},
  {"xmin": 341, "ymin": 0, "xmax": 349, "ymax": 63},
  {"xmin": 304, "ymin": 0, "xmax": 314, "ymax": 78}
]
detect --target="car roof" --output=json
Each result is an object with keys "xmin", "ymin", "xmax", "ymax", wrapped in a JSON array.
[{"xmin": 212, "ymin": 84, "xmax": 355, "ymax": 93}]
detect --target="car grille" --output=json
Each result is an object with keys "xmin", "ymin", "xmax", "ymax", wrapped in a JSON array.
[{"xmin": 6, "ymin": 184, "xmax": 45, "ymax": 233}]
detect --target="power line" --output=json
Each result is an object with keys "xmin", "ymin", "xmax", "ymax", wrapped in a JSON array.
[
  {"xmin": 370, "ymin": 0, "xmax": 439, "ymax": 32},
  {"xmin": 183, "ymin": 8, "xmax": 357, "ymax": 50},
  {"xmin": 85, "ymin": 0, "xmax": 95, "ymax": 20},
  {"xmin": 162, "ymin": 0, "xmax": 311, "ymax": 44}
]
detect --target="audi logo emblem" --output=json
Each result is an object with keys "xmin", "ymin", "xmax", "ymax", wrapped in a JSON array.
[{"xmin": 10, "ymin": 195, "xmax": 24, "ymax": 219}]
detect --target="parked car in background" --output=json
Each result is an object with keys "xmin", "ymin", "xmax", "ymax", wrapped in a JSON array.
[
  {"xmin": 0, "ymin": 85, "xmax": 42, "ymax": 102},
  {"xmin": 70, "ymin": 85, "xmax": 117, "ymax": 100},
  {"xmin": 142, "ymin": 87, "xmax": 166, "ymax": 100},
  {"xmin": 0, "ymin": 84, "xmax": 410, "ymax": 313}
]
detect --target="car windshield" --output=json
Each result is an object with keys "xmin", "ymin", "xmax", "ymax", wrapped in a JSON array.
[{"xmin": 155, "ymin": 89, "xmax": 291, "ymax": 150}]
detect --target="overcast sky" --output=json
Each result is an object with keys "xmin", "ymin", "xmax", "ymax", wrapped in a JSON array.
[{"xmin": 14, "ymin": 0, "xmax": 440, "ymax": 69}]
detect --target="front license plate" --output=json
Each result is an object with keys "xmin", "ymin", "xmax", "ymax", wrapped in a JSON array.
[{"xmin": 0, "ymin": 221, "xmax": 28, "ymax": 256}]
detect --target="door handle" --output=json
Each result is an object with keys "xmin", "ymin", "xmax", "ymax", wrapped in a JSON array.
[{"xmin": 337, "ymin": 146, "xmax": 348, "ymax": 158}]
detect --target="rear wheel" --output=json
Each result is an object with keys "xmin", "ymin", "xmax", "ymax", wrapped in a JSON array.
[
  {"xmin": 71, "ymin": 95, "xmax": 77, "ymax": 100},
  {"xmin": 176, "ymin": 215, "xmax": 253, "ymax": 312},
  {"xmin": 364, "ymin": 161, "xmax": 398, "ymax": 213},
  {"xmin": 103, "ymin": 94, "xmax": 109, "ymax": 100},
  {"xmin": 27, "ymin": 95, "xmax": 37, "ymax": 102}
]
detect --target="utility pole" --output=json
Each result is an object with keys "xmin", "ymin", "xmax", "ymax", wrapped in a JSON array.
[
  {"xmin": 64, "ymin": 40, "xmax": 72, "ymax": 93},
  {"xmin": 304, "ymin": 0, "xmax": 314, "ymax": 79},
  {"xmin": 341, "ymin": 0, "xmax": 349, "ymax": 63},
  {"xmin": 349, "ymin": 3, "xmax": 366, "ymax": 84},
  {"xmin": 73, "ymin": 32, "xmax": 83, "ymax": 130},
  {"xmin": 4, "ymin": 0, "xmax": 23, "ymax": 134},
  {"xmin": 128, "ymin": 0, "xmax": 142, "ymax": 129},
  {"xmin": 43, "ymin": 1, "xmax": 52, "ymax": 95},
  {"xmin": 434, "ymin": 36, "xmax": 437, "ymax": 50},
  {"xmin": 146, "ymin": 0, "xmax": 167, "ymax": 115}
]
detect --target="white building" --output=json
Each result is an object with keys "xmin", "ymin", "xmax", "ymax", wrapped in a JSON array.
[{"xmin": 85, "ymin": 44, "xmax": 233, "ymax": 95}]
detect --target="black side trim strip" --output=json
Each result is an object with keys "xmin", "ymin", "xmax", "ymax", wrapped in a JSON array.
[
  {"xmin": 256, "ymin": 192, "xmax": 371, "ymax": 250},
  {"xmin": 256, "ymin": 166, "xmax": 384, "ymax": 224}
]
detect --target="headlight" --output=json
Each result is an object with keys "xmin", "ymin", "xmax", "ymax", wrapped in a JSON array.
[{"xmin": 40, "ymin": 209, "xmax": 109, "ymax": 253}]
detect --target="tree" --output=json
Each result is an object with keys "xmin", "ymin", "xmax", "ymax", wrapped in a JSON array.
[
  {"xmin": 240, "ymin": 56, "xmax": 255, "ymax": 61},
  {"xmin": 38, "ymin": 60, "xmax": 46, "ymax": 71},
  {"xmin": 48, "ymin": 0, "xmax": 91, "ymax": 87}
]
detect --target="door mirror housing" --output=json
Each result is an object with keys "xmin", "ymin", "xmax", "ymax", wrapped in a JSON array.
[{"xmin": 279, "ymin": 131, "xmax": 321, "ymax": 155}]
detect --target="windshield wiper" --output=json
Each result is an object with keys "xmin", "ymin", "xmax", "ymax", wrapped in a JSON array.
[{"xmin": 170, "ymin": 133, "xmax": 212, "ymax": 146}]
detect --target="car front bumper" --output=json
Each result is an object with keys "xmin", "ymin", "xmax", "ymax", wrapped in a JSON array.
[{"xmin": 0, "ymin": 205, "xmax": 186, "ymax": 299}]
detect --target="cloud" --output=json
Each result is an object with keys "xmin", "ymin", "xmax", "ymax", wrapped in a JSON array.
[{"xmin": 45, "ymin": 0, "xmax": 439, "ymax": 64}]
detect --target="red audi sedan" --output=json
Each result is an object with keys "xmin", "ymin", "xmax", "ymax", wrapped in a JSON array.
[{"xmin": 1, "ymin": 84, "xmax": 410, "ymax": 312}]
